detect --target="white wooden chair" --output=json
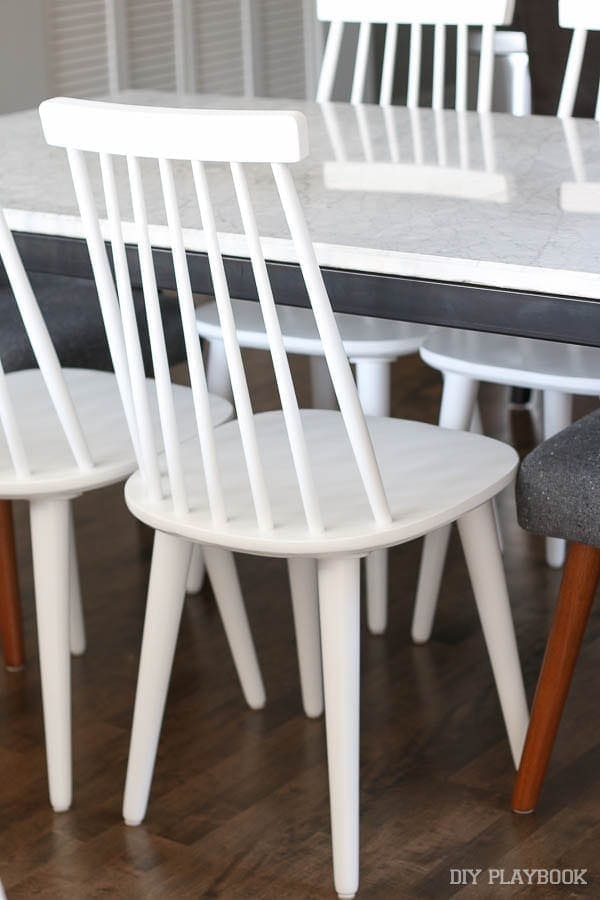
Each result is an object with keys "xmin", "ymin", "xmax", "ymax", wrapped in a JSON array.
[
  {"xmin": 41, "ymin": 96, "xmax": 529, "ymax": 898},
  {"xmin": 0, "ymin": 207, "xmax": 261, "ymax": 813},
  {"xmin": 195, "ymin": 0, "xmax": 516, "ymax": 635},
  {"xmin": 411, "ymin": 0, "xmax": 600, "ymax": 646}
]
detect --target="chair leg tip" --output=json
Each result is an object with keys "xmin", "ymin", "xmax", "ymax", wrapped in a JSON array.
[
  {"xmin": 246, "ymin": 688, "xmax": 267, "ymax": 710},
  {"xmin": 124, "ymin": 817, "xmax": 143, "ymax": 827},
  {"xmin": 411, "ymin": 633, "xmax": 430, "ymax": 646},
  {"xmin": 51, "ymin": 801, "xmax": 72, "ymax": 813},
  {"xmin": 512, "ymin": 806, "xmax": 535, "ymax": 815},
  {"xmin": 5, "ymin": 663, "xmax": 25, "ymax": 672}
]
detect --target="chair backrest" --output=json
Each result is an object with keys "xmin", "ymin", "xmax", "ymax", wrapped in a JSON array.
[
  {"xmin": 0, "ymin": 209, "xmax": 98, "ymax": 476},
  {"xmin": 39, "ymin": 97, "xmax": 392, "ymax": 534},
  {"xmin": 315, "ymin": 0, "xmax": 516, "ymax": 111},
  {"xmin": 558, "ymin": 0, "xmax": 600, "ymax": 119}
]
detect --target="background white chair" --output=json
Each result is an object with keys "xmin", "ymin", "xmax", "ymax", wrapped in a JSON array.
[
  {"xmin": 41, "ymin": 96, "xmax": 529, "ymax": 899},
  {"xmin": 0, "ymin": 207, "xmax": 259, "ymax": 814},
  {"xmin": 196, "ymin": 0, "xmax": 516, "ymax": 635},
  {"xmin": 410, "ymin": 0, "xmax": 600, "ymax": 646}
]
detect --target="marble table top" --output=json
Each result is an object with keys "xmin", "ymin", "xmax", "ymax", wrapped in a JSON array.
[{"xmin": 1, "ymin": 90, "xmax": 600, "ymax": 300}]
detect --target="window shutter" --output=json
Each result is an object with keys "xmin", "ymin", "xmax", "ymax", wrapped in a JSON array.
[
  {"xmin": 192, "ymin": 0, "xmax": 245, "ymax": 95},
  {"xmin": 46, "ymin": 0, "xmax": 110, "ymax": 96},
  {"xmin": 44, "ymin": 0, "xmax": 319, "ymax": 99},
  {"xmin": 256, "ymin": 0, "xmax": 308, "ymax": 99},
  {"xmin": 125, "ymin": 0, "xmax": 177, "ymax": 90}
]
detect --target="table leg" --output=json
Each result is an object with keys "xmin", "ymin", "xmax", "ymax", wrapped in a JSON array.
[
  {"xmin": 0, "ymin": 500, "xmax": 24, "ymax": 670},
  {"xmin": 512, "ymin": 542, "xmax": 600, "ymax": 812}
]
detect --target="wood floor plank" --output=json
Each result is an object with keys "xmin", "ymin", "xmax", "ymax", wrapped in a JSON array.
[{"xmin": 1, "ymin": 353, "xmax": 598, "ymax": 897}]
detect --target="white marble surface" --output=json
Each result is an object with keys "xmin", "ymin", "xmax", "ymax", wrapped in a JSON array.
[{"xmin": 2, "ymin": 90, "xmax": 600, "ymax": 300}]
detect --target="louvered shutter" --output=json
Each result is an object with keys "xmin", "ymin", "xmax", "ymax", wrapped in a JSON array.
[
  {"xmin": 45, "ymin": 0, "xmax": 319, "ymax": 100},
  {"xmin": 192, "ymin": 0, "xmax": 245, "ymax": 95},
  {"xmin": 256, "ymin": 0, "xmax": 308, "ymax": 98},
  {"xmin": 45, "ymin": 0, "xmax": 110, "ymax": 96},
  {"xmin": 126, "ymin": 0, "xmax": 177, "ymax": 90}
]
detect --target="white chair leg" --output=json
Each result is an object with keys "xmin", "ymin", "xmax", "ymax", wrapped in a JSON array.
[
  {"xmin": 546, "ymin": 537, "xmax": 566, "ymax": 570},
  {"xmin": 457, "ymin": 502, "xmax": 529, "ymax": 768},
  {"xmin": 317, "ymin": 556, "xmax": 360, "ymax": 900},
  {"xmin": 30, "ymin": 497, "xmax": 72, "ymax": 812},
  {"xmin": 364, "ymin": 549, "xmax": 388, "ymax": 635},
  {"xmin": 203, "ymin": 547, "xmax": 266, "ymax": 710},
  {"xmin": 542, "ymin": 390, "xmax": 572, "ymax": 569},
  {"xmin": 412, "ymin": 373, "xmax": 479, "ymax": 643},
  {"xmin": 354, "ymin": 358, "xmax": 392, "ymax": 418},
  {"xmin": 123, "ymin": 531, "xmax": 193, "ymax": 826},
  {"xmin": 185, "ymin": 545, "xmax": 206, "ymax": 594},
  {"xmin": 411, "ymin": 526, "xmax": 453, "ymax": 644},
  {"xmin": 310, "ymin": 355, "xmax": 337, "ymax": 410},
  {"xmin": 68, "ymin": 503, "xmax": 86, "ymax": 656},
  {"xmin": 469, "ymin": 403, "xmax": 504, "ymax": 553},
  {"xmin": 288, "ymin": 558, "xmax": 323, "ymax": 718},
  {"xmin": 470, "ymin": 402, "xmax": 483, "ymax": 434},
  {"xmin": 355, "ymin": 357, "xmax": 393, "ymax": 635},
  {"xmin": 207, "ymin": 338, "xmax": 234, "ymax": 404}
]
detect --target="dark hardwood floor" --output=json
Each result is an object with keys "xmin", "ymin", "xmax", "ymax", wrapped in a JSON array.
[{"xmin": 1, "ymin": 349, "xmax": 598, "ymax": 898}]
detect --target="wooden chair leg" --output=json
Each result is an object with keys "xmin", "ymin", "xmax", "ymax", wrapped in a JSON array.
[
  {"xmin": 512, "ymin": 542, "xmax": 600, "ymax": 813},
  {"xmin": 0, "ymin": 499, "xmax": 25, "ymax": 670}
]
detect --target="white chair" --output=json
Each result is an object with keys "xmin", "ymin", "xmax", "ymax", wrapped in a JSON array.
[
  {"xmin": 41, "ymin": 96, "xmax": 529, "ymax": 898},
  {"xmin": 557, "ymin": 0, "xmax": 600, "ymax": 120},
  {"xmin": 196, "ymin": 0, "xmax": 516, "ymax": 635},
  {"xmin": 410, "ymin": 0, "xmax": 600, "ymax": 646},
  {"xmin": 0, "ymin": 208, "xmax": 261, "ymax": 814}
]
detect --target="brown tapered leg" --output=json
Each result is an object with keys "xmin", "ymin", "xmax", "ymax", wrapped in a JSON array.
[
  {"xmin": 512, "ymin": 542, "xmax": 600, "ymax": 813},
  {"xmin": 0, "ymin": 500, "xmax": 24, "ymax": 670}
]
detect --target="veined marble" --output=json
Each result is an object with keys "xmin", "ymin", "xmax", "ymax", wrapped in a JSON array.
[{"xmin": 1, "ymin": 90, "xmax": 600, "ymax": 300}]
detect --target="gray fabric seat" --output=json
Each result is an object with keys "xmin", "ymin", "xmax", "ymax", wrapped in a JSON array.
[
  {"xmin": 0, "ymin": 272, "xmax": 186, "ymax": 375},
  {"xmin": 517, "ymin": 408, "xmax": 600, "ymax": 547}
]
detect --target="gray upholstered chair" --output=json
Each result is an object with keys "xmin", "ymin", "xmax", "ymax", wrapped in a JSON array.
[
  {"xmin": 512, "ymin": 407, "xmax": 600, "ymax": 812},
  {"xmin": 0, "ymin": 270, "xmax": 185, "ymax": 670},
  {"xmin": 0, "ymin": 272, "xmax": 186, "ymax": 375}
]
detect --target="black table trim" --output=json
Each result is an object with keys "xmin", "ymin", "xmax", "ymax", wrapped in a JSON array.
[{"xmin": 12, "ymin": 230, "xmax": 600, "ymax": 348}]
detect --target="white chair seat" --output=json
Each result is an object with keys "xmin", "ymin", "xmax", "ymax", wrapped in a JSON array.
[
  {"xmin": 421, "ymin": 329, "xmax": 600, "ymax": 394},
  {"xmin": 0, "ymin": 368, "xmax": 231, "ymax": 497},
  {"xmin": 125, "ymin": 410, "xmax": 517, "ymax": 557},
  {"xmin": 196, "ymin": 298, "xmax": 433, "ymax": 359}
]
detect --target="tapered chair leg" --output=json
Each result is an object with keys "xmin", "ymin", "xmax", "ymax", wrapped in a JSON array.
[
  {"xmin": 412, "ymin": 526, "xmax": 453, "ymax": 644},
  {"xmin": 457, "ymin": 501, "xmax": 529, "ymax": 768},
  {"xmin": 355, "ymin": 357, "xmax": 393, "ymax": 635},
  {"xmin": 318, "ymin": 556, "xmax": 361, "ymax": 900},
  {"xmin": 203, "ymin": 547, "xmax": 265, "ymax": 710},
  {"xmin": 512, "ymin": 542, "xmax": 600, "ymax": 813},
  {"xmin": 123, "ymin": 531, "xmax": 193, "ymax": 826},
  {"xmin": 0, "ymin": 499, "xmax": 24, "ymax": 671},
  {"xmin": 207, "ymin": 338, "xmax": 234, "ymax": 404},
  {"xmin": 310, "ymin": 355, "xmax": 337, "ymax": 410},
  {"xmin": 288, "ymin": 558, "xmax": 323, "ymax": 718},
  {"xmin": 542, "ymin": 391, "xmax": 572, "ymax": 569},
  {"xmin": 30, "ymin": 497, "xmax": 72, "ymax": 812},
  {"xmin": 186, "ymin": 545, "xmax": 206, "ymax": 594},
  {"xmin": 469, "ymin": 404, "xmax": 504, "ymax": 553},
  {"xmin": 364, "ymin": 548, "xmax": 388, "ymax": 635},
  {"xmin": 412, "ymin": 373, "xmax": 479, "ymax": 643},
  {"xmin": 68, "ymin": 504, "xmax": 86, "ymax": 656}
]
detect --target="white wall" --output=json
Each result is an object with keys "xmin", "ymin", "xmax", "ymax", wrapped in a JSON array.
[{"xmin": 0, "ymin": 0, "xmax": 49, "ymax": 114}]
